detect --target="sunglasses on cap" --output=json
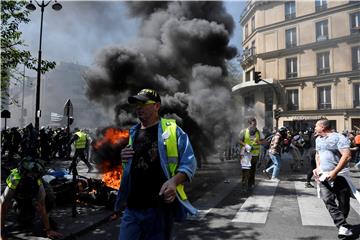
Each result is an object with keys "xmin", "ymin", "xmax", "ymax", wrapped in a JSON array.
[{"xmin": 134, "ymin": 100, "xmax": 157, "ymax": 106}]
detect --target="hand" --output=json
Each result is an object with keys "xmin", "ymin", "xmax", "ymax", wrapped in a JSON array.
[
  {"xmin": 46, "ymin": 230, "xmax": 63, "ymax": 239},
  {"xmin": 326, "ymin": 170, "xmax": 337, "ymax": 181},
  {"xmin": 109, "ymin": 211, "xmax": 121, "ymax": 221},
  {"xmin": 159, "ymin": 179, "xmax": 177, "ymax": 203},
  {"xmin": 121, "ymin": 145, "xmax": 134, "ymax": 164},
  {"xmin": 313, "ymin": 168, "xmax": 320, "ymax": 181}
]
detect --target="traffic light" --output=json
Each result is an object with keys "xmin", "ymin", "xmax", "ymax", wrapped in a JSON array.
[
  {"xmin": 274, "ymin": 109, "xmax": 281, "ymax": 119},
  {"xmin": 254, "ymin": 71, "xmax": 262, "ymax": 83}
]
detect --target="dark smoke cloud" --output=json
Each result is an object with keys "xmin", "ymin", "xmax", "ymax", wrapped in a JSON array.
[{"xmin": 85, "ymin": 1, "xmax": 240, "ymax": 163}]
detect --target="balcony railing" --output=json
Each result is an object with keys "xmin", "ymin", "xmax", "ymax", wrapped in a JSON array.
[
  {"xmin": 286, "ymin": 42, "xmax": 297, "ymax": 48},
  {"xmin": 316, "ymin": 4, "xmax": 327, "ymax": 12},
  {"xmin": 287, "ymin": 104, "xmax": 299, "ymax": 111},
  {"xmin": 316, "ymin": 35, "xmax": 328, "ymax": 42},
  {"xmin": 287, "ymin": 72, "xmax": 298, "ymax": 78},
  {"xmin": 318, "ymin": 102, "xmax": 331, "ymax": 110},
  {"xmin": 285, "ymin": 12, "xmax": 296, "ymax": 20},
  {"xmin": 353, "ymin": 63, "xmax": 360, "ymax": 71},
  {"xmin": 317, "ymin": 67, "xmax": 330, "ymax": 75},
  {"xmin": 351, "ymin": 26, "xmax": 360, "ymax": 34},
  {"xmin": 240, "ymin": 47, "xmax": 256, "ymax": 68}
]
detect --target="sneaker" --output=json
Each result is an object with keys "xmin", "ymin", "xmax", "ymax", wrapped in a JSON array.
[
  {"xmin": 338, "ymin": 225, "xmax": 353, "ymax": 238},
  {"xmin": 305, "ymin": 182, "xmax": 314, "ymax": 188},
  {"xmin": 270, "ymin": 177, "xmax": 280, "ymax": 182},
  {"xmin": 262, "ymin": 170, "xmax": 271, "ymax": 179}
]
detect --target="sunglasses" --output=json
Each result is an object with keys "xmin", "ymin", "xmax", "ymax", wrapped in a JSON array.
[{"xmin": 134, "ymin": 100, "xmax": 157, "ymax": 106}]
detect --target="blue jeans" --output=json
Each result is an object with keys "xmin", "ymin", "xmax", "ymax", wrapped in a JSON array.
[
  {"xmin": 119, "ymin": 206, "xmax": 174, "ymax": 240},
  {"xmin": 266, "ymin": 153, "xmax": 281, "ymax": 178}
]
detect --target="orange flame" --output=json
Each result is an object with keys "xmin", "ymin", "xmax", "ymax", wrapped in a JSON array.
[
  {"xmin": 94, "ymin": 128, "xmax": 129, "ymax": 189},
  {"xmin": 94, "ymin": 128, "xmax": 129, "ymax": 150},
  {"xmin": 102, "ymin": 164, "xmax": 122, "ymax": 190}
]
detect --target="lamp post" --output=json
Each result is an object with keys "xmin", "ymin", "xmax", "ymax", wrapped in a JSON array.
[{"xmin": 26, "ymin": 0, "xmax": 62, "ymax": 130}]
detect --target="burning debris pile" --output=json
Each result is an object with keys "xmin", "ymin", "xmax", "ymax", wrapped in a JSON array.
[
  {"xmin": 92, "ymin": 127, "xmax": 129, "ymax": 190},
  {"xmin": 84, "ymin": 2, "xmax": 240, "ymax": 164}
]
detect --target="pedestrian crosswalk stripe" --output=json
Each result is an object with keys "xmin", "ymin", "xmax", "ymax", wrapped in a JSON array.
[
  {"xmin": 350, "ymin": 198, "xmax": 360, "ymax": 216},
  {"xmin": 294, "ymin": 181, "xmax": 334, "ymax": 226},
  {"xmin": 231, "ymin": 180, "xmax": 279, "ymax": 224},
  {"xmin": 192, "ymin": 177, "xmax": 241, "ymax": 220}
]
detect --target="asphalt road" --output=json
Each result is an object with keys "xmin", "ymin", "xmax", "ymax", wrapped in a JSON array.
[{"xmin": 75, "ymin": 153, "xmax": 360, "ymax": 240}]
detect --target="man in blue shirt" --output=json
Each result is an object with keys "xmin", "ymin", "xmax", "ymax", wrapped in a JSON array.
[{"xmin": 113, "ymin": 89, "xmax": 197, "ymax": 240}]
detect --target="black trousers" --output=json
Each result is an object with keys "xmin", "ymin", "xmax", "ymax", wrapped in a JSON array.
[
  {"xmin": 320, "ymin": 176, "xmax": 351, "ymax": 228},
  {"xmin": 242, "ymin": 155, "xmax": 259, "ymax": 190},
  {"xmin": 73, "ymin": 148, "xmax": 92, "ymax": 170}
]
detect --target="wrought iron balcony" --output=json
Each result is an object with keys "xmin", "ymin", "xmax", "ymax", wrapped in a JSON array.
[{"xmin": 240, "ymin": 47, "xmax": 256, "ymax": 69}]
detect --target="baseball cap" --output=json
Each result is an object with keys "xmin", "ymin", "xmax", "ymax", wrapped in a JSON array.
[{"xmin": 128, "ymin": 89, "xmax": 161, "ymax": 104}]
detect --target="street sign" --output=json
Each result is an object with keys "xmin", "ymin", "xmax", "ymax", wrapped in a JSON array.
[
  {"xmin": 1, "ymin": 110, "xmax": 11, "ymax": 118},
  {"xmin": 64, "ymin": 99, "xmax": 73, "ymax": 117}
]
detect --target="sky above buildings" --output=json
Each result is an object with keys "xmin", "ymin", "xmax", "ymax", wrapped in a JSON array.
[{"xmin": 20, "ymin": 1, "xmax": 245, "ymax": 76}]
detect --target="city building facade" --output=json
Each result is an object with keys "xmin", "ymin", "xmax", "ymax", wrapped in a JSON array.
[{"xmin": 233, "ymin": 0, "xmax": 360, "ymax": 132}]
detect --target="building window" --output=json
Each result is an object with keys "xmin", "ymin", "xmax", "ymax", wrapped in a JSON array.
[
  {"xmin": 286, "ymin": 28, "xmax": 297, "ymax": 48},
  {"xmin": 354, "ymin": 83, "xmax": 360, "ymax": 108},
  {"xmin": 315, "ymin": 0, "xmax": 327, "ymax": 12},
  {"xmin": 352, "ymin": 46, "xmax": 360, "ymax": 70},
  {"xmin": 287, "ymin": 89, "xmax": 299, "ymax": 111},
  {"xmin": 245, "ymin": 69, "xmax": 251, "ymax": 82},
  {"xmin": 316, "ymin": 20, "xmax": 328, "ymax": 41},
  {"xmin": 245, "ymin": 24, "xmax": 249, "ymax": 39},
  {"xmin": 251, "ymin": 40, "xmax": 255, "ymax": 52},
  {"xmin": 251, "ymin": 16, "xmax": 255, "ymax": 32},
  {"xmin": 350, "ymin": 12, "xmax": 360, "ymax": 34},
  {"xmin": 244, "ymin": 95, "xmax": 255, "ymax": 114},
  {"xmin": 317, "ymin": 52, "xmax": 330, "ymax": 75},
  {"xmin": 285, "ymin": 1, "xmax": 296, "ymax": 20},
  {"xmin": 318, "ymin": 86, "xmax": 331, "ymax": 109},
  {"xmin": 286, "ymin": 57, "xmax": 297, "ymax": 78}
]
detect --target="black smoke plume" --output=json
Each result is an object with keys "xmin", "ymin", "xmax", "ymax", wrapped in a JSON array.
[{"xmin": 84, "ymin": 2, "xmax": 239, "ymax": 165}]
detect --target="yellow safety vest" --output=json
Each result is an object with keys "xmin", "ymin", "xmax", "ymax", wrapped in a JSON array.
[
  {"xmin": 244, "ymin": 128, "xmax": 260, "ymax": 155},
  {"xmin": 6, "ymin": 168, "xmax": 42, "ymax": 190},
  {"xmin": 127, "ymin": 119, "xmax": 188, "ymax": 201},
  {"xmin": 74, "ymin": 131, "xmax": 87, "ymax": 149}
]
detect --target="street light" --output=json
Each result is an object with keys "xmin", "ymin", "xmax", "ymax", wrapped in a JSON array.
[{"xmin": 26, "ymin": 0, "xmax": 62, "ymax": 130}]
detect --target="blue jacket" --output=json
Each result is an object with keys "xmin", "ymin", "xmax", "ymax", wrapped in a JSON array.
[{"xmin": 114, "ymin": 120, "xmax": 198, "ymax": 220}]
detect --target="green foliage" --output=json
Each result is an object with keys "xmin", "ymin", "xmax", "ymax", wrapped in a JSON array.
[{"xmin": 1, "ymin": 0, "xmax": 56, "ymax": 108}]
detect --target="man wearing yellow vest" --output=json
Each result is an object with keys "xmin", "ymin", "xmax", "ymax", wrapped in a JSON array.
[
  {"xmin": 239, "ymin": 117, "xmax": 266, "ymax": 193},
  {"xmin": 113, "ymin": 89, "xmax": 197, "ymax": 240},
  {"xmin": 69, "ymin": 128, "xmax": 93, "ymax": 173}
]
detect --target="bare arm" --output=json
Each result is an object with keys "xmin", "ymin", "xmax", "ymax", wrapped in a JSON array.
[
  {"xmin": 327, "ymin": 148, "xmax": 351, "ymax": 181},
  {"xmin": 159, "ymin": 172, "xmax": 187, "ymax": 203},
  {"xmin": 313, "ymin": 151, "xmax": 321, "ymax": 178}
]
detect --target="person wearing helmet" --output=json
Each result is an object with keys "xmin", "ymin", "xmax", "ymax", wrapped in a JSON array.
[
  {"xmin": 263, "ymin": 126, "xmax": 288, "ymax": 181},
  {"xmin": 0, "ymin": 157, "xmax": 62, "ymax": 239}
]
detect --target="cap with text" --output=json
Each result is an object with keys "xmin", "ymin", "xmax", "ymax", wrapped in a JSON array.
[{"xmin": 128, "ymin": 89, "xmax": 161, "ymax": 104}]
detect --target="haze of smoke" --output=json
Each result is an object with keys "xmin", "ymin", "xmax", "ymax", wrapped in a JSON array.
[{"xmin": 85, "ymin": 1, "xmax": 240, "ymax": 161}]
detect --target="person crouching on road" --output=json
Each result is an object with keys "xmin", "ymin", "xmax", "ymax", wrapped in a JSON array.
[
  {"xmin": 263, "ymin": 127, "xmax": 288, "ymax": 181},
  {"xmin": 313, "ymin": 118, "xmax": 360, "ymax": 239},
  {"xmin": 1, "ymin": 157, "xmax": 62, "ymax": 239},
  {"xmin": 113, "ymin": 89, "xmax": 197, "ymax": 240},
  {"xmin": 239, "ymin": 118, "xmax": 266, "ymax": 192}
]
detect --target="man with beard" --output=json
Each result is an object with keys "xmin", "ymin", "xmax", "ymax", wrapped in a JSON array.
[{"xmin": 113, "ymin": 89, "xmax": 197, "ymax": 240}]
